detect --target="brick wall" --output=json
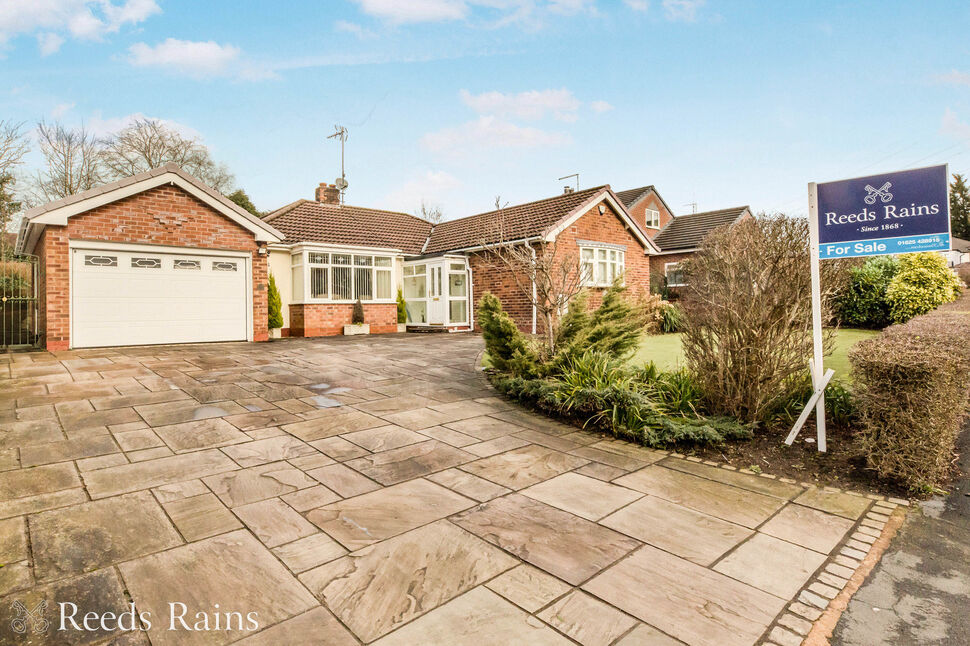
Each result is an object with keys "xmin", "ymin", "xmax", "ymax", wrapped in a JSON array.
[
  {"xmin": 37, "ymin": 184, "xmax": 268, "ymax": 351},
  {"xmin": 289, "ymin": 303, "xmax": 398, "ymax": 337},
  {"xmin": 625, "ymin": 191, "xmax": 674, "ymax": 238},
  {"xmin": 471, "ymin": 198, "xmax": 652, "ymax": 332},
  {"xmin": 650, "ymin": 251, "xmax": 694, "ymax": 296}
]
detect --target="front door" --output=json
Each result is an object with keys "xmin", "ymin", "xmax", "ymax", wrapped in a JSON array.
[{"xmin": 427, "ymin": 263, "xmax": 446, "ymax": 325}]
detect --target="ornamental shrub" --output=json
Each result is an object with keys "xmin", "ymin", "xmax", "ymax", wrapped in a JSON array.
[
  {"xmin": 396, "ymin": 288, "xmax": 407, "ymax": 324},
  {"xmin": 833, "ymin": 256, "xmax": 898, "ymax": 328},
  {"xmin": 267, "ymin": 273, "xmax": 283, "ymax": 330},
  {"xmin": 885, "ymin": 252, "xmax": 962, "ymax": 323},
  {"xmin": 553, "ymin": 281, "xmax": 647, "ymax": 367},
  {"xmin": 658, "ymin": 301, "xmax": 685, "ymax": 333},
  {"xmin": 352, "ymin": 299, "xmax": 365, "ymax": 324},
  {"xmin": 477, "ymin": 292, "xmax": 541, "ymax": 377}
]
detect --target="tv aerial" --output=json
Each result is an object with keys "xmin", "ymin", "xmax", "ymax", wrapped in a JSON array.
[{"xmin": 328, "ymin": 125, "xmax": 349, "ymax": 198}]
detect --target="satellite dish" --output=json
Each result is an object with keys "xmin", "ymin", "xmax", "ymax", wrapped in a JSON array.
[{"xmin": 334, "ymin": 177, "xmax": 349, "ymax": 190}]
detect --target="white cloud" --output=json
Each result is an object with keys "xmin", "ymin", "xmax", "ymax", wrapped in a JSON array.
[
  {"xmin": 422, "ymin": 116, "xmax": 570, "ymax": 154},
  {"xmin": 334, "ymin": 20, "xmax": 376, "ymax": 39},
  {"xmin": 935, "ymin": 70, "xmax": 970, "ymax": 87},
  {"xmin": 0, "ymin": 0, "xmax": 160, "ymax": 50},
  {"xmin": 128, "ymin": 38, "xmax": 241, "ymax": 78},
  {"xmin": 381, "ymin": 170, "xmax": 462, "ymax": 212},
  {"xmin": 662, "ymin": 0, "xmax": 705, "ymax": 21},
  {"xmin": 624, "ymin": 0, "xmax": 649, "ymax": 11},
  {"xmin": 941, "ymin": 108, "xmax": 970, "ymax": 142},
  {"xmin": 51, "ymin": 102, "xmax": 75, "ymax": 118},
  {"xmin": 460, "ymin": 88, "xmax": 581, "ymax": 121},
  {"xmin": 36, "ymin": 31, "xmax": 64, "ymax": 55},
  {"xmin": 591, "ymin": 100, "xmax": 613, "ymax": 113},
  {"xmin": 351, "ymin": 0, "xmax": 467, "ymax": 24},
  {"xmin": 546, "ymin": 0, "xmax": 596, "ymax": 15}
]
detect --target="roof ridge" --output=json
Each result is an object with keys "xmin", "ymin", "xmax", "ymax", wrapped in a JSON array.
[{"xmin": 442, "ymin": 184, "xmax": 608, "ymax": 227}]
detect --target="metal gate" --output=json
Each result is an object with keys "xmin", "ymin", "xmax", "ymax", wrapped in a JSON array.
[{"xmin": 1, "ymin": 251, "xmax": 38, "ymax": 349}]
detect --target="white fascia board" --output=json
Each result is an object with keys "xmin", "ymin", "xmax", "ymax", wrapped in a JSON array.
[
  {"xmin": 654, "ymin": 247, "xmax": 699, "ymax": 255},
  {"xmin": 291, "ymin": 242, "xmax": 405, "ymax": 255},
  {"xmin": 543, "ymin": 190, "xmax": 661, "ymax": 254},
  {"xmin": 27, "ymin": 173, "xmax": 283, "ymax": 243}
]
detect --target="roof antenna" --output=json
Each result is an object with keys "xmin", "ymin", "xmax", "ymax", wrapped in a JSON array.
[
  {"xmin": 558, "ymin": 173, "xmax": 579, "ymax": 194},
  {"xmin": 327, "ymin": 125, "xmax": 349, "ymax": 203},
  {"xmin": 684, "ymin": 201, "xmax": 698, "ymax": 214}
]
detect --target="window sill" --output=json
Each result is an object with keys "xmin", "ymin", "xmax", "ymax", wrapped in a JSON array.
[{"xmin": 293, "ymin": 299, "xmax": 397, "ymax": 305}]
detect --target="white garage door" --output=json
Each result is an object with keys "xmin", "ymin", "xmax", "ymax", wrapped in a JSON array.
[{"xmin": 71, "ymin": 247, "xmax": 249, "ymax": 348}]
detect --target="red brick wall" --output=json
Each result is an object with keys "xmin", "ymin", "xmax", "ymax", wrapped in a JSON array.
[
  {"xmin": 650, "ymin": 251, "xmax": 694, "ymax": 296},
  {"xmin": 471, "ymin": 198, "xmax": 652, "ymax": 332},
  {"xmin": 625, "ymin": 191, "xmax": 674, "ymax": 238},
  {"xmin": 289, "ymin": 303, "xmax": 398, "ymax": 337},
  {"xmin": 36, "ymin": 184, "xmax": 268, "ymax": 351}
]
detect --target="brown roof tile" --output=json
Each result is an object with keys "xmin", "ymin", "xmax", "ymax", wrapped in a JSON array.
[
  {"xmin": 653, "ymin": 206, "xmax": 750, "ymax": 252},
  {"xmin": 266, "ymin": 200, "xmax": 433, "ymax": 254}
]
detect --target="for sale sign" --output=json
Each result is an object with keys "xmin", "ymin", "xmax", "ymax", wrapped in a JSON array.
[{"xmin": 815, "ymin": 164, "xmax": 951, "ymax": 259}]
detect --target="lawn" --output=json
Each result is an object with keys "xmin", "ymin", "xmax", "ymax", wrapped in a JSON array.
[{"xmin": 630, "ymin": 328, "xmax": 880, "ymax": 380}]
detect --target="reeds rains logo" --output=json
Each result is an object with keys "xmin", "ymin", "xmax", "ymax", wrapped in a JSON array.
[{"xmin": 10, "ymin": 600, "xmax": 50, "ymax": 635}]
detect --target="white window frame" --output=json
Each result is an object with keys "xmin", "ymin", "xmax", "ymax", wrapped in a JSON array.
[
  {"xmin": 579, "ymin": 244, "xmax": 625, "ymax": 287},
  {"xmin": 644, "ymin": 208, "xmax": 661, "ymax": 229},
  {"xmin": 292, "ymin": 247, "xmax": 396, "ymax": 304},
  {"xmin": 665, "ymin": 261, "xmax": 686, "ymax": 287}
]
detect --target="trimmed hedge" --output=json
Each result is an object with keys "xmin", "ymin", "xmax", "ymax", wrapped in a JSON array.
[{"xmin": 850, "ymin": 294, "xmax": 970, "ymax": 490}]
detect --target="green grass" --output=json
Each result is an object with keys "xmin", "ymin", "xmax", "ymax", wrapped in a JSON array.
[{"xmin": 630, "ymin": 328, "xmax": 880, "ymax": 380}]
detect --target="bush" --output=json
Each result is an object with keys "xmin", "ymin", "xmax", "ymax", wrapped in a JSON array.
[
  {"xmin": 680, "ymin": 215, "xmax": 842, "ymax": 423},
  {"xmin": 956, "ymin": 263, "xmax": 970, "ymax": 287},
  {"xmin": 352, "ymin": 299, "xmax": 365, "ymax": 324},
  {"xmin": 851, "ymin": 298, "xmax": 970, "ymax": 490},
  {"xmin": 477, "ymin": 292, "xmax": 541, "ymax": 376},
  {"xmin": 885, "ymin": 252, "xmax": 962, "ymax": 323},
  {"xmin": 553, "ymin": 281, "xmax": 647, "ymax": 366},
  {"xmin": 658, "ymin": 301, "xmax": 685, "ymax": 333},
  {"xmin": 267, "ymin": 273, "xmax": 283, "ymax": 330},
  {"xmin": 834, "ymin": 256, "xmax": 898, "ymax": 328},
  {"xmin": 766, "ymin": 374, "xmax": 857, "ymax": 430},
  {"xmin": 396, "ymin": 288, "xmax": 407, "ymax": 324}
]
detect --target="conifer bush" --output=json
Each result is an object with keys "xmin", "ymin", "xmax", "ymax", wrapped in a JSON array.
[
  {"xmin": 396, "ymin": 288, "xmax": 407, "ymax": 324},
  {"xmin": 267, "ymin": 273, "xmax": 283, "ymax": 330},
  {"xmin": 352, "ymin": 299, "xmax": 365, "ymax": 325}
]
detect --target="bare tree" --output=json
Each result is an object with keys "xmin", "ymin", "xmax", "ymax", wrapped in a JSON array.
[
  {"xmin": 100, "ymin": 118, "xmax": 234, "ymax": 193},
  {"xmin": 478, "ymin": 204, "xmax": 586, "ymax": 356},
  {"xmin": 415, "ymin": 200, "xmax": 444, "ymax": 225},
  {"xmin": 0, "ymin": 121, "xmax": 30, "ymax": 254},
  {"xmin": 30, "ymin": 121, "xmax": 104, "ymax": 203}
]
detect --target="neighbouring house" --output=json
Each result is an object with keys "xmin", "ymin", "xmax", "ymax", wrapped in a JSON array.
[
  {"xmin": 942, "ymin": 237, "xmax": 970, "ymax": 267},
  {"xmin": 615, "ymin": 185, "xmax": 676, "ymax": 238},
  {"xmin": 642, "ymin": 206, "xmax": 753, "ymax": 291},
  {"xmin": 15, "ymin": 165, "xmax": 660, "ymax": 350}
]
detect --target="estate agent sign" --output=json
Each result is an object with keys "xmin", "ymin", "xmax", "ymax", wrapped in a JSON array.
[
  {"xmin": 786, "ymin": 164, "xmax": 951, "ymax": 453},
  {"xmin": 816, "ymin": 164, "xmax": 951, "ymax": 259}
]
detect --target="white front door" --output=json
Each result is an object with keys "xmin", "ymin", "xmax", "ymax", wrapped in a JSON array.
[
  {"xmin": 71, "ymin": 246, "xmax": 249, "ymax": 348},
  {"xmin": 427, "ymin": 263, "xmax": 446, "ymax": 325}
]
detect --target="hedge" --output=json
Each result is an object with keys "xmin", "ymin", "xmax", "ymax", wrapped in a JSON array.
[{"xmin": 850, "ymin": 293, "xmax": 970, "ymax": 490}]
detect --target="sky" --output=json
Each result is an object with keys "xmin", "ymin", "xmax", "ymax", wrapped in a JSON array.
[{"xmin": 2, "ymin": 0, "xmax": 970, "ymax": 221}]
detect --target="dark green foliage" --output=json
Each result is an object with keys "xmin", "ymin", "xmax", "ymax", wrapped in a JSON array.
[
  {"xmin": 227, "ymin": 189, "xmax": 260, "ymax": 216},
  {"xmin": 834, "ymin": 256, "xmax": 898, "ymax": 329},
  {"xmin": 477, "ymin": 292, "xmax": 541, "ymax": 376},
  {"xmin": 767, "ymin": 373, "xmax": 857, "ymax": 430},
  {"xmin": 267, "ymin": 273, "xmax": 283, "ymax": 330},
  {"xmin": 658, "ymin": 301, "xmax": 685, "ymax": 333},
  {"xmin": 951, "ymin": 173, "xmax": 970, "ymax": 240},
  {"xmin": 352, "ymin": 299, "xmax": 365, "ymax": 325},
  {"xmin": 553, "ymin": 281, "xmax": 645, "ymax": 368},
  {"xmin": 554, "ymin": 290, "xmax": 592, "ymax": 351},
  {"xmin": 396, "ymin": 288, "xmax": 407, "ymax": 324}
]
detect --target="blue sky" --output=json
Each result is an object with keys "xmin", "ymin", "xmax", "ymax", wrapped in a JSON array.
[{"xmin": 2, "ymin": 0, "xmax": 970, "ymax": 220}]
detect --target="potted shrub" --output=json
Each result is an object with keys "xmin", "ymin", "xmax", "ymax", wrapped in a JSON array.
[
  {"xmin": 267, "ymin": 273, "xmax": 283, "ymax": 339},
  {"xmin": 344, "ymin": 299, "xmax": 370, "ymax": 335},
  {"xmin": 396, "ymin": 288, "xmax": 407, "ymax": 332}
]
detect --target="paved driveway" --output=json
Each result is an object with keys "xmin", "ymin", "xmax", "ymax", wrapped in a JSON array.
[{"xmin": 0, "ymin": 334, "xmax": 899, "ymax": 645}]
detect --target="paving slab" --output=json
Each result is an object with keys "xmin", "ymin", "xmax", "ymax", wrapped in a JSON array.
[
  {"xmin": 427, "ymin": 467, "xmax": 512, "ymax": 501},
  {"xmin": 271, "ymin": 533, "xmax": 347, "ymax": 573},
  {"xmin": 484, "ymin": 564, "xmax": 572, "ymax": 612},
  {"xmin": 154, "ymin": 418, "xmax": 250, "ymax": 453},
  {"xmin": 794, "ymin": 487, "xmax": 872, "ymax": 519},
  {"xmin": 345, "ymin": 439, "xmax": 474, "ymax": 485},
  {"xmin": 84, "ymin": 449, "xmax": 237, "ymax": 498},
  {"xmin": 162, "ymin": 492, "xmax": 242, "ymax": 541},
  {"xmin": 713, "ymin": 532, "xmax": 830, "ymax": 599},
  {"xmin": 233, "ymin": 606, "xmax": 357, "ymax": 645},
  {"xmin": 538, "ymin": 590, "xmax": 639, "ymax": 646},
  {"xmin": 662, "ymin": 458, "xmax": 804, "ymax": 499},
  {"xmin": 233, "ymin": 497, "xmax": 317, "ymax": 547},
  {"xmin": 460, "ymin": 444, "xmax": 589, "ymax": 490},
  {"xmin": 303, "ymin": 462, "xmax": 381, "ymax": 497},
  {"xmin": 760, "ymin": 502, "xmax": 856, "ymax": 554},
  {"xmin": 521, "ymin": 472, "xmax": 642, "ymax": 521},
  {"xmin": 282, "ymin": 410, "xmax": 386, "ymax": 441},
  {"xmin": 203, "ymin": 461, "xmax": 317, "ymax": 507},
  {"xmin": 0, "ymin": 462, "xmax": 81, "ymax": 502},
  {"xmin": 220, "ymin": 435, "xmax": 319, "ymax": 468},
  {"xmin": 19, "ymin": 435, "xmax": 119, "ymax": 468}
]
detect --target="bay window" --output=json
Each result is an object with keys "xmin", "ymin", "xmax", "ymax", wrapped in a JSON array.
[
  {"xmin": 296, "ymin": 249, "xmax": 395, "ymax": 302},
  {"xmin": 580, "ymin": 245, "xmax": 624, "ymax": 287}
]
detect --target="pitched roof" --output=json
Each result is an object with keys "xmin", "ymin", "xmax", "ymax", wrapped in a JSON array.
[
  {"xmin": 424, "ymin": 186, "xmax": 607, "ymax": 254},
  {"xmin": 951, "ymin": 237, "xmax": 970, "ymax": 253},
  {"xmin": 615, "ymin": 186, "xmax": 656, "ymax": 208},
  {"xmin": 653, "ymin": 206, "xmax": 750, "ymax": 252},
  {"xmin": 265, "ymin": 200, "xmax": 432, "ymax": 254}
]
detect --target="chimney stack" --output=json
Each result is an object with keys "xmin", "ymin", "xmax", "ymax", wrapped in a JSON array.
[
  {"xmin": 315, "ymin": 183, "xmax": 341, "ymax": 205},
  {"xmin": 563, "ymin": 185, "xmax": 574, "ymax": 194}
]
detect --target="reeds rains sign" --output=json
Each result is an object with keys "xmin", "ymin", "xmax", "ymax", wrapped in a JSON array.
[{"xmin": 816, "ymin": 164, "xmax": 951, "ymax": 259}]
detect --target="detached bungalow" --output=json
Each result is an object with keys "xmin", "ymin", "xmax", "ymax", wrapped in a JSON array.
[{"xmin": 15, "ymin": 165, "xmax": 660, "ymax": 350}]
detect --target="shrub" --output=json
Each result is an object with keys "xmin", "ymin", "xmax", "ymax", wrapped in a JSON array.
[
  {"xmin": 553, "ymin": 281, "xmax": 647, "ymax": 366},
  {"xmin": 396, "ymin": 288, "xmax": 407, "ymax": 324},
  {"xmin": 352, "ymin": 299, "xmax": 365, "ymax": 324},
  {"xmin": 477, "ymin": 292, "xmax": 541, "ymax": 376},
  {"xmin": 267, "ymin": 273, "xmax": 283, "ymax": 330},
  {"xmin": 885, "ymin": 252, "xmax": 962, "ymax": 323},
  {"xmin": 680, "ymin": 215, "xmax": 841, "ymax": 423},
  {"xmin": 851, "ymin": 298, "xmax": 970, "ymax": 490},
  {"xmin": 658, "ymin": 301, "xmax": 685, "ymax": 333},
  {"xmin": 766, "ymin": 374, "xmax": 857, "ymax": 430},
  {"xmin": 834, "ymin": 256, "xmax": 898, "ymax": 328},
  {"xmin": 956, "ymin": 263, "xmax": 970, "ymax": 287}
]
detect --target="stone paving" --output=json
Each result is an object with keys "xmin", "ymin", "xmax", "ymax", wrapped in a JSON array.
[{"xmin": 0, "ymin": 334, "xmax": 889, "ymax": 645}]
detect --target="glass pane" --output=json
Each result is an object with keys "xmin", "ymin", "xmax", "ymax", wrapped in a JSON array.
[
  {"xmin": 609, "ymin": 250, "xmax": 617, "ymax": 261},
  {"xmin": 449, "ymin": 300, "xmax": 467, "ymax": 323},
  {"xmin": 450, "ymin": 262, "xmax": 465, "ymax": 271},
  {"xmin": 404, "ymin": 275, "xmax": 426, "ymax": 300},
  {"xmin": 598, "ymin": 249, "xmax": 607, "ymax": 260},
  {"xmin": 581, "ymin": 260, "xmax": 593, "ymax": 283},
  {"xmin": 354, "ymin": 255, "xmax": 373, "ymax": 266},
  {"xmin": 291, "ymin": 254, "xmax": 301, "ymax": 266},
  {"xmin": 332, "ymin": 254, "xmax": 351, "ymax": 265},
  {"xmin": 308, "ymin": 252, "xmax": 328, "ymax": 264},
  {"xmin": 403, "ymin": 265, "xmax": 414, "ymax": 276},
  {"xmin": 449, "ymin": 272, "xmax": 466, "ymax": 297},
  {"xmin": 581, "ymin": 248, "xmax": 594, "ymax": 260},
  {"xmin": 407, "ymin": 301, "xmax": 427, "ymax": 324},
  {"xmin": 332, "ymin": 267, "xmax": 352, "ymax": 299},
  {"xmin": 412, "ymin": 264, "xmax": 426, "ymax": 275},
  {"xmin": 376, "ymin": 269, "xmax": 392, "ymax": 299},
  {"xmin": 375, "ymin": 257, "xmax": 392, "ymax": 267},
  {"xmin": 310, "ymin": 267, "xmax": 328, "ymax": 298},
  {"xmin": 355, "ymin": 267, "xmax": 373, "ymax": 300},
  {"xmin": 596, "ymin": 261, "xmax": 607, "ymax": 283},
  {"xmin": 291, "ymin": 266, "xmax": 302, "ymax": 301}
]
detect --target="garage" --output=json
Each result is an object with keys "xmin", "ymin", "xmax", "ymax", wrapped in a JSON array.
[
  {"xmin": 15, "ymin": 163, "xmax": 283, "ymax": 351},
  {"xmin": 71, "ymin": 246, "xmax": 250, "ymax": 348}
]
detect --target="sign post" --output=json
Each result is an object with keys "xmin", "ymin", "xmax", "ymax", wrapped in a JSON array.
[{"xmin": 786, "ymin": 164, "xmax": 952, "ymax": 452}]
